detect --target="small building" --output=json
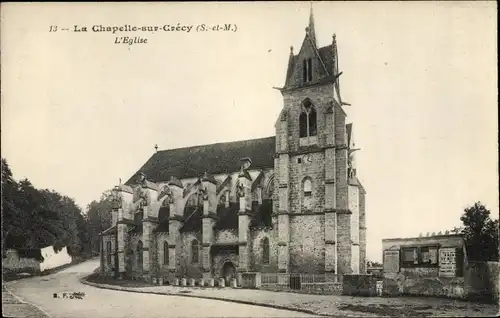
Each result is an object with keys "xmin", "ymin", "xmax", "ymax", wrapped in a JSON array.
[{"xmin": 381, "ymin": 233, "xmax": 467, "ymax": 298}]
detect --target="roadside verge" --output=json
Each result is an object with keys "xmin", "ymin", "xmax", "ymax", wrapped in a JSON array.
[
  {"xmin": 2, "ymin": 285, "xmax": 50, "ymax": 318},
  {"xmin": 80, "ymin": 275, "xmax": 331, "ymax": 317}
]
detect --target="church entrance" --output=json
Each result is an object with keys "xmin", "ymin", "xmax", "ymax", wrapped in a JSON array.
[{"xmin": 221, "ymin": 261, "xmax": 236, "ymax": 285}]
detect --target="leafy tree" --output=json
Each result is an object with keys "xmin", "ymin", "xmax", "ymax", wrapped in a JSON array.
[
  {"xmin": 460, "ymin": 202, "xmax": 499, "ymax": 261},
  {"xmin": 2, "ymin": 157, "xmax": 91, "ymax": 258},
  {"xmin": 367, "ymin": 261, "xmax": 383, "ymax": 267},
  {"xmin": 85, "ymin": 190, "xmax": 114, "ymax": 254}
]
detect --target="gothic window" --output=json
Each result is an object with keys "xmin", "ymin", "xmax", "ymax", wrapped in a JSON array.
[
  {"xmin": 106, "ymin": 241, "xmax": 112, "ymax": 265},
  {"xmin": 308, "ymin": 107, "xmax": 317, "ymax": 136},
  {"xmin": 303, "ymin": 58, "xmax": 313, "ymax": 83},
  {"xmin": 303, "ymin": 178, "xmax": 313, "ymax": 210},
  {"xmin": 137, "ymin": 241, "xmax": 143, "ymax": 269},
  {"xmin": 299, "ymin": 99, "xmax": 317, "ymax": 138},
  {"xmin": 191, "ymin": 239, "xmax": 199, "ymax": 264},
  {"xmin": 261, "ymin": 237, "xmax": 270, "ymax": 264},
  {"xmin": 163, "ymin": 242, "xmax": 169, "ymax": 265},
  {"xmin": 299, "ymin": 112, "xmax": 308, "ymax": 137}
]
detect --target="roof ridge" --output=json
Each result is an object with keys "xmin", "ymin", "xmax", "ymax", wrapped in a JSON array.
[{"xmin": 156, "ymin": 136, "xmax": 275, "ymax": 153}]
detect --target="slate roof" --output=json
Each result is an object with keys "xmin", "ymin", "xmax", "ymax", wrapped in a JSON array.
[
  {"xmin": 154, "ymin": 206, "xmax": 170, "ymax": 233},
  {"xmin": 129, "ymin": 211, "xmax": 144, "ymax": 234},
  {"xmin": 126, "ymin": 137, "xmax": 276, "ymax": 185},
  {"xmin": 180, "ymin": 205, "xmax": 202, "ymax": 233},
  {"xmin": 178, "ymin": 199, "xmax": 274, "ymax": 232},
  {"xmin": 317, "ymin": 45, "xmax": 335, "ymax": 74},
  {"xmin": 249, "ymin": 199, "xmax": 273, "ymax": 228},
  {"xmin": 214, "ymin": 203, "xmax": 240, "ymax": 230},
  {"xmin": 284, "ymin": 44, "xmax": 335, "ymax": 90}
]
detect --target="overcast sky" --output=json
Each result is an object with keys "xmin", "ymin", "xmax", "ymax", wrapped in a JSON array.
[{"xmin": 1, "ymin": 2, "xmax": 497, "ymax": 262}]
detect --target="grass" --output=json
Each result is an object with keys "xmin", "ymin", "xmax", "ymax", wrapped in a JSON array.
[
  {"xmin": 85, "ymin": 272, "xmax": 154, "ymax": 288},
  {"xmin": 339, "ymin": 303, "xmax": 429, "ymax": 317}
]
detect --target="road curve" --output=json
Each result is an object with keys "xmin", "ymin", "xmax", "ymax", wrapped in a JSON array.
[{"xmin": 5, "ymin": 259, "xmax": 316, "ymax": 318}]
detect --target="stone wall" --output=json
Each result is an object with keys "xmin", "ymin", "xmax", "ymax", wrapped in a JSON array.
[
  {"xmin": 359, "ymin": 189, "xmax": 367, "ymax": 274},
  {"xmin": 2, "ymin": 249, "xmax": 41, "ymax": 273},
  {"xmin": 342, "ymin": 274, "xmax": 379, "ymax": 296},
  {"xmin": 337, "ymin": 213, "xmax": 352, "ymax": 275},
  {"xmin": 250, "ymin": 228, "xmax": 278, "ymax": 273},
  {"xmin": 128, "ymin": 233, "xmax": 142, "ymax": 278},
  {"xmin": 465, "ymin": 261, "xmax": 499, "ymax": 303},
  {"xmin": 382, "ymin": 274, "xmax": 466, "ymax": 299},
  {"xmin": 215, "ymin": 230, "xmax": 238, "ymax": 245},
  {"xmin": 289, "ymin": 214, "xmax": 325, "ymax": 273},
  {"xmin": 281, "ymin": 84, "xmax": 335, "ymax": 152},
  {"xmin": 212, "ymin": 252, "xmax": 238, "ymax": 279},
  {"xmin": 289, "ymin": 152, "xmax": 325, "ymax": 214},
  {"xmin": 382, "ymin": 259, "xmax": 466, "ymax": 299},
  {"xmin": 261, "ymin": 283, "xmax": 343, "ymax": 295},
  {"xmin": 180, "ymin": 231, "xmax": 203, "ymax": 278},
  {"xmin": 155, "ymin": 233, "xmax": 171, "ymax": 278},
  {"xmin": 102, "ymin": 235, "xmax": 115, "ymax": 275}
]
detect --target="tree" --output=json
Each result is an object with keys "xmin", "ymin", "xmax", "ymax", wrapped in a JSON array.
[
  {"xmin": 85, "ymin": 190, "xmax": 114, "ymax": 254},
  {"xmin": 2, "ymin": 157, "xmax": 90, "ymax": 258},
  {"xmin": 367, "ymin": 261, "xmax": 383, "ymax": 267},
  {"xmin": 460, "ymin": 202, "xmax": 499, "ymax": 261}
]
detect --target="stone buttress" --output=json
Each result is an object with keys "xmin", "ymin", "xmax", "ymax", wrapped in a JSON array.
[{"xmin": 201, "ymin": 172, "xmax": 217, "ymax": 281}]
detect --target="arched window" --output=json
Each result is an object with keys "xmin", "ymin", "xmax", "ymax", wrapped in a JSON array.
[
  {"xmin": 137, "ymin": 241, "xmax": 143, "ymax": 269},
  {"xmin": 106, "ymin": 241, "xmax": 112, "ymax": 265},
  {"xmin": 163, "ymin": 242, "xmax": 169, "ymax": 265},
  {"xmin": 308, "ymin": 107, "xmax": 317, "ymax": 136},
  {"xmin": 303, "ymin": 179, "xmax": 313, "ymax": 210},
  {"xmin": 299, "ymin": 99, "xmax": 317, "ymax": 138},
  {"xmin": 191, "ymin": 239, "xmax": 199, "ymax": 264},
  {"xmin": 299, "ymin": 112, "xmax": 308, "ymax": 137},
  {"xmin": 261, "ymin": 237, "xmax": 270, "ymax": 264}
]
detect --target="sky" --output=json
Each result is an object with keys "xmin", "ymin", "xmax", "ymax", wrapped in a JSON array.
[{"xmin": 1, "ymin": 2, "xmax": 498, "ymax": 262}]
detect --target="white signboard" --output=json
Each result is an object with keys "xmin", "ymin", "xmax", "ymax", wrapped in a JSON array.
[{"xmin": 439, "ymin": 248, "xmax": 456, "ymax": 277}]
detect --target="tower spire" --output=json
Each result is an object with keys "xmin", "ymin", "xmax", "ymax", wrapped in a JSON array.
[{"xmin": 307, "ymin": 2, "xmax": 317, "ymax": 47}]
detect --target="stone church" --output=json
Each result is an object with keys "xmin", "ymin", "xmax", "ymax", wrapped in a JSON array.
[{"xmin": 100, "ymin": 9, "xmax": 367, "ymax": 284}]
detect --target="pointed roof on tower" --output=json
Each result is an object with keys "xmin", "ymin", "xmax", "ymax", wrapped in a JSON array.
[
  {"xmin": 307, "ymin": 3, "xmax": 317, "ymax": 47},
  {"xmin": 280, "ymin": 4, "xmax": 339, "ymax": 92}
]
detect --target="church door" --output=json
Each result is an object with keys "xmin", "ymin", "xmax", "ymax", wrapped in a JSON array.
[{"xmin": 222, "ymin": 261, "xmax": 236, "ymax": 285}]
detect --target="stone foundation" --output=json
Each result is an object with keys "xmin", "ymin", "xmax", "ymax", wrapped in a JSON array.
[
  {"xmin": 342, "ymin": 274, "xmax": 378, "ymax": 296},
  {"xmin": 261, "ymin": 283, "xmax": 343, "ymax": 295}
]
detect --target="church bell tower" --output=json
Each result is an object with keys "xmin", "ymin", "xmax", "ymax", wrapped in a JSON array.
[{"xmin": 274, "ymin": 5, "xmax": 361, "ymax": 276}]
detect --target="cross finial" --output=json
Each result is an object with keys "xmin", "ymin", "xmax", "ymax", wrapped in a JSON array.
[
  {"xmin": 119, "ymin": 178, "xmax": 122, "ymax": 185},
  {"xmin": 154, "ymin": 144, "xmax": 158, "ymax": 152}
]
